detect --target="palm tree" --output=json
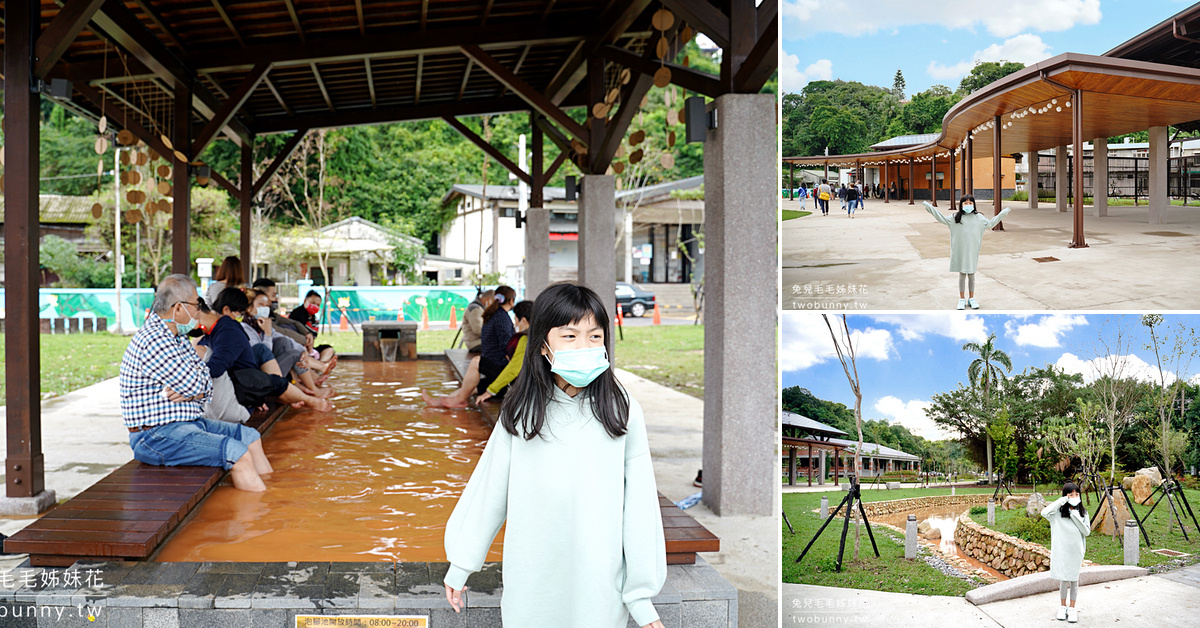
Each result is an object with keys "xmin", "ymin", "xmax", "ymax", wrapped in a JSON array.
[{"xmin": 963, "ymin": 333, "xmax": 1013, "ymax": 483}]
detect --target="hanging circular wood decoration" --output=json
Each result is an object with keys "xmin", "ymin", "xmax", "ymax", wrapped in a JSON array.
[
  {"xmin": 197, "ymin": 176, "xmax": 210, "ymax": 186},
  {"xmin": 135, "ymin": 151, "xmax": 149, "ymax": 166},
  {"xmin": 619, "ymin": 68, "xmax": 631, "ymax": 85},
  {"xmin": 148, "ymin": 148, "xmax": 160, "ymax": 161},
  {"xmin": 606, "ymin": 87, "xmax": 621, "ymax": 104},
  {"xmin": 97, "ymin": 159, "xmax": 105, "ymax": 176},
  {"xmin": 656, "ymin": 37, "xmax": 669, "ymax": 59},
  {"xmin": 629, "ymin": 148, "xmax": 644, "ymax": 164},
  {"xmin": 681, "ymin": 26, "xmax": 694, "ymax": 43},
  {"xmin": 0, "ymin": 146, "xmax": 4, "ymax": 166},
  {"xmin": 653, "ymin": 66, "xmax": 672, "ymax": 88},
  {"xmin": 117, "ymin": 129, "xmax": 135, "ymax": 145},
  {"xmin": 157, "ymin": 165, "xmax": 172, "ymax": 178},
  {"xmin": 660, "ymin": 153, "xmax": 675, "ymax": 169},
  {"xmin": 173, "ymin": 150, "xmax": 188, "ymax": 163},
  {"xmin": 615, "ymin": 144, "xmax": 625, "ymax": 158},
  {"xmin": 652, "ymin": 8, "xmax": 675, "ymax": 31},
  {"xmin": 158, "ymin": 181, "xmax": 172, "ymax": 195},
  {"xmin": 98, "ymin": 116, "xmax": 108, "ymax": 134},
  {"xmin": 668, "ymin": 131, "xmax": 676, "ymax": 147},
  {"xmin": 126, "ymin": 209, "xmax": 143, "ymax": 224},
  {"xmin": 613, "ymin": 162, "xmax": 625, "ymax": 174},
  {"xmin": 641, "ymin": 93, "xmax": 650, "ymax": 108},
  {"xmin": 120, "ymin": 151, "xmax": 131, "ymax": 166},
  {"xmin": 667, "ymin": 109, "xmax": 679, "ymax": 125},
  {"xmin": 592, "ymin": 103, "xmax": 610, "ymax": 119},
  {"xmin": 683, "ymin": 55, "xmax": 690, "ymax": 68},
  {"xmin": 167, "ymin": 217, "xmax": 173, "ymax": 230},
  {"xmin": 94, "ymin": 136, "xmax": 109, "ymax": 155},
  {"xmin": 161, "ymin": 134, "xmax": 173, "ymax": 150},
  {"xmin": 91, "ymin": 203, "xmax": 104, "ymax": 219},
  {"xmin": 630, "ymin": 129, "xmax": 645, "ymax": 146}
]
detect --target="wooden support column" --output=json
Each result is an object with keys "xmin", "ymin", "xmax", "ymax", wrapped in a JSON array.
[
  {"xmin": 789, "ymin": 163, "xmax": 794, "ymax": 200},
  {"xmin": 992, "ymin": 115, "xmax": 1004, "ymax": 230},
  {"xmin": 3, "ymin": 0, "xmax": 51, "ymax": 510},
  {"xmin": 966, "ymin": 137, "xmax": 974, "ymax": 194},
  {"xmin": 172, "ymin": 79, "xmax": 193, "ymax": 275},
  {"xmin": 788, "ymin": 448, "xmax": 796, "ymax": 486},
  {"xmin": 240, "ymin": 140, "xmax": 253, "ymax": 279},
  {"xmin": 824, "ymin": 161, "xmax": 829, "ymax": 182},
  {"xmin": 930, "ymin": 152, "xmax": 938, "ymax": 206},
  {"xmin": 1071, "ymin": 91, "xmax": 1089, "ymax": 248},
  {"xmin": 949, "ymin": 149, "xmax": 956, "ymax": 207},
  {"xmin": 908, "ymin": 157, "xmax": 914, "ymax": 205},
  {"xmin": 586, "ymin": 55, "xmax": 606, "ymax": 174},
  {"xmin": 884, "ymin": 161, "xmax": 889, "ymax": 203}
]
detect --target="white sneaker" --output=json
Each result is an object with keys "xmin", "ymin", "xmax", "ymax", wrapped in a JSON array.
[
  {"xmin": 1067, "ymin": 607, "xmax": 1078, "ymax": 623},
  {"xmin": 956, "ymin": 299, "xmax": 967, "ymax": 310},
  {"xmin": 1056, "ymin": 606, "xmax": 1067, "ymax": 621},
  {"xmin": 968, "ymin": 297, "xmax": 980, "ymax": 309}
]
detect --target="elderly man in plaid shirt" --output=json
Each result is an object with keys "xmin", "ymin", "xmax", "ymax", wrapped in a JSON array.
[{"xmin": 119, "ymin": 274, "xmax": 273, "ymax": 491}]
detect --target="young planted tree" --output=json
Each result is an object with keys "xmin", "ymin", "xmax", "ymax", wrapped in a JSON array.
[
  {"xmin": 1140, "ymin": 314, "xmax": 1198, "ymax": 476},
  {"xmin": 823, "ymin": 314, "xmax": 865, "ymax": 559},
  {"xmin": 964, "ymin": 333, "xmax": 1014, "ymax": 483},
  {"xmin": 1087, "ymin": 318, "xmax": 1142, "ymax": 483}
]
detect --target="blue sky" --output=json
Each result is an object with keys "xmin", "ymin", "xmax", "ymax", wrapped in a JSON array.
[
  {"xmin": 781, "ymin": 1, "xmax": 1195, "ymax": 96},
  {"xmin": 782, "ymin": 313, "xmax": 1200, "ymax": 441}
]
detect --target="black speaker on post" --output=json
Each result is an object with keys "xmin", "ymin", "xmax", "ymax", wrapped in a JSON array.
[{"xmin": 684, "ymin": 96, "xmax": 708, "ymax": 144}]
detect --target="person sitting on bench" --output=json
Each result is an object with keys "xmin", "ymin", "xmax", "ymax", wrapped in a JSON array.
[{"xmin": 119, "ymin": 274, "xmax": 273, "ymax": 492}]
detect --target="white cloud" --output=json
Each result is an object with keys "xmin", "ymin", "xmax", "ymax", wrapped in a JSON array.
[
  {"xmin": 781, "ymin": 313, "xmax": 895, "ymax": 372},
  {"xmin": 873, "ymin": 396, "xmax": 954, "ymax": 440},
  {"xmin": 781, "ymin": 52, "xmax": 832, "ymax": 93},
  {"xmin": 1004, "ymin": 314, "xmax": 1088, "ymax": 348},
  {"xmin": 1055, "ymin": 352, "xmax": 1178, "ymax": 386},
  {"xmin": 783, "ymin": 0, "xmax": 1100, "ymax": 39},
  {"xmin": 927, "ymin": 33, "xmax": 1054, "ymax": 81},
  {"xmin": 869, "ymin": 313, "xmax": 988, "ymax": 343}
]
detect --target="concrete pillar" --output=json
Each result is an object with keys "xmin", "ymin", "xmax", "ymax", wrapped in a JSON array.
[
  {"xmin": 988, "ymin": 498, "xmax": 995, "ymax": 526},
  {"xmin": 819, "ymin": 451, "xmax": 826, "ymax": 485},
  {"xmin": 788, "ymin": 448, "xmax": 796, "ymax": 486},
  {"xmin": 952, "ymin": 485, "xmax": 956, "ymax": 496},
  {"xmin": 1094, "ymin": 138, "xmax": 1108, "ymax": 217},
  {"xmin": 905, "ymin": 514, "xmax": 918, "ymax": 559},
  {"xmin": 525, "ymin": 208, "xmax": 550, "ymax": 299},
  {"xmin": 820, "ymin": 496, "xmax": 829, "ymax": 520},
  {"xmin": 1056, "ymin": 145, "xmax": 1068, "ymax": 213},
  {"xmin": 1124, "ymin": 520, "xmax": 1139, "ymax": 565},
  {"xmin": 577, "ymin": 174, "xmax": 616, "ymax": 323},
  {"xmin": 701, "ymin": 94, "xmax": 775, "ymax": 516},
  {"xmin": 1028, "ymin": 152, "xmax": 1039, "ymax": 209},
  {"xmin": 1149, "ymin": 125, "xmax": 1169, "ymax": 224}
]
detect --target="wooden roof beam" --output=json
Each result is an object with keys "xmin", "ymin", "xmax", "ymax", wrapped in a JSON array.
[
  {"xmin": 542, "ymin": 0, "xmax": 654, "ymax": 105},
  {"xmin": 443, "ymin": 116, "xmax": 531, "ymax": 185},
  {"xmin": 415, "ymin": 54, "xmax": 424, "ymax": 105},
  {"xmin": 264, "ymin": 76, "xmax": 292, "ymax": 115},
  {"xmin": 733, "ymin": 12, "xmax": 777, "ymax": 93},
  {"xmin": 545, "ymin": 148, "xmax": 569, "ymax": 182},
  {"xmin": 499, "ymin": 44, "xmax": 531, "ymax": 97},
  {"xmin": 355, "ymin": 0, "xmax": 365, "ymax": 35},
  {"xmin": 130, "ymin": 0, "xmax": 186, "ymax": 50},
  {"xmin": 461, "ymin": 44, "xmax": 588, "ymax": 144},
  {"xmin": 365, "ymin": 59, "xmax": 377, "ymax": 108},
  {"xmin": 284, "ymin": 0, "xmax": 307, "ymax": 43},
  {"xmin": 210, "ymin": 0, "xmax": 245, "ymax": 47},
  {"xmin": 458, "ymin": 61, "xmax": 474, "ymax": 101},
  {"xmin": 660, "ymin": 0, "xmax": 730, "ymax": 50},
  {"xmin": 252, "ymin": 96, "xmax": 530, "ymax": 134},
  {"xmin": 192, "ymin": 63, "xmax": 271, "ymax": 156},
  {"xmin": 534, "ymin": 115, "xmax": 573, "ymax": 155},
  {"xmin": 311, "ymin": 63, "xmax": 335, "ymax": 111},
  {"xmin": 597, "ymin": 44, "xmax": 723, "ymax": 98},
  {"xmin": 253, "ymin": 128, "xmax": 309, "ymax": 197},
  {"xmin": 34, "ymin": 0, "xmax": 107, "ymax": 79}
]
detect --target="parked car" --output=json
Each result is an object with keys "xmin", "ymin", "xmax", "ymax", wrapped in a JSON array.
[{"xmin": 616, "ymin": 282, "xmax": 656, "ymax": 318}]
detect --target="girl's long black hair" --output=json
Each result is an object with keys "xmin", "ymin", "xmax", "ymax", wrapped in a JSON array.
[
  {"xmin": 482, "ymin": 285, "xmax": 516, "ymax": 324},
  {"xmin": 954, "ymin": 194, "xmax": 976, "ymax": 224},
  {"xmin": 499, "ymin": 282, "xmax": 629, "ymax": 440},
  {"xmin": 1059, "ymin": 482, "xmax": 1086, "ymax": 518}
]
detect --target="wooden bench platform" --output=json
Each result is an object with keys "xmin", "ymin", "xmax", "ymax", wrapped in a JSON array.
[
  {"xmin": 444, "ymin": 349, "xmax": 720, "ymax": 565},
  {"xmin": 4, "ymin": 404, "xmax": 290, "ymax": 567}
]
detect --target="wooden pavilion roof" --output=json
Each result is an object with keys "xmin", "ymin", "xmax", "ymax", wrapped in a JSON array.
[
  {"xmin": 783, "ymin": 53, "xmax": 1200, "ymax": 168},
  {"xmin": 2, "ymin": 0, "xmax": 776, "ymax": 176}
]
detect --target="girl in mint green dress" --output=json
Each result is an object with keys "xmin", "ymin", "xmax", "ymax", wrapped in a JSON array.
[
  {"xmin": 923, "ymin": 195, "xmax": 1011, "ymax": 310},
  {"xmin": 442, "ymin": 283, "xmax": 666, "ymax": 628}
]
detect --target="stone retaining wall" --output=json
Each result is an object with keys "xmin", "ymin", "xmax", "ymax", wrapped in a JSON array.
[
  {"xmin": 954, "ymin": 516, "xmax": 1051, "ymax": 579},
  {"xmin": 860, "ymin": 493, "xmax": 1027, "ymax": 517}
]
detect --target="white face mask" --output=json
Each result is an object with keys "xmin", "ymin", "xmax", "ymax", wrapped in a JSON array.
[
  {"xmin": 1067, "ymin": 496, "xmax": 1081, "ymax": 506},
  {"xmin": 962, "ymin": 203, "xmax": 976, "ymax": 213}
]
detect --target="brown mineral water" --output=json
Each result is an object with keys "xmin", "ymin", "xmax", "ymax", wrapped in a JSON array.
[{"xmin": 155, "ymin": 360, "xmax": 504, "ymax": 562}]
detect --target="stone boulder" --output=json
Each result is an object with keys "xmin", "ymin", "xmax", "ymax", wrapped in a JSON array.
[
  {"xmin": 1122, "ymin": 475, "xmax": 1136, "ymax": 490},
  {"xmin": 1090, "ymin": 491, "xmax": 1132, "ymax": 536},
  {"xmin": 1136, "ymin": 467, "xmax": 1164, "ymax": 487},
  {"xmin": 1026, "ymin": 493, "xmax": 1047, "ymax": 518},
  {"xmin": 1131, "ymin": 474, "xmax": 1156, "ymax": 505},
  {"xmin": 917, "ymin": 520, "xmax": 933, "ymax": 536},
  {"xmin": 1002, "ymin": 495, "xmax": 1029, "ymax": 511},
  {"xmin": 923, "ymin": 527, "xmax": 942, "ymax": 540}
]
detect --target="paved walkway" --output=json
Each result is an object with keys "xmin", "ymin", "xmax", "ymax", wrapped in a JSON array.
[
  {"xmin": 783, "ymin": 563, "xmax": 1200, "ymax": 627},
  {"xmin": 0, "ymin": 366, "xmax": 776, "ymax": 627},
  {"xmin": 782, "ymin": 197, "xmax": 1200, "ymax": 309}
]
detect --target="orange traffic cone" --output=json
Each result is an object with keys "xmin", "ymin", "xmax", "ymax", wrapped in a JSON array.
[
  {"xmin": 397, "ymin": 307, "xmax": 404, "ymax": 322},
  {"xmin": 421, "ymin": 305, "xmax": 430, "ymax": 331},
  {"xmin": 448, "ymin": 305, "xmax": 458, "ymax": 330},
  {"xmin": 615, "ymin": 305, "xmax": 623, "ymax": 327},
  {"xmin": 339, "ymin": 310, "xmax": 349, "ymax": 331},
  {"xmin": 652, "ymin": 303, "xmax": 661, "ymax": 325}
]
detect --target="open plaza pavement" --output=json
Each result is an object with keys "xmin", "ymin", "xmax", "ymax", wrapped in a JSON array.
[{"xmin": 782, "ymin": 197, "xmax": 1200, "ymax": 310}]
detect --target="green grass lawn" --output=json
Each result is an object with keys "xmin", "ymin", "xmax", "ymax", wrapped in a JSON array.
[
  {"xmin": 782, "ymin": 209, "xmax": 812, "ymax": 220},
  {"xmin": 0, "ymin": 333, "xmax": 132, "ymax": 406},
  {"xmin": 783, "ymin": 488, "xmax": 1001, "ymax": 596},
  {"xmin": 970, "ymin": 488, "xmax": 1200, "ymax": 568},
  {"xmin": 1027, "ymin": 197, "xmax": 1196, "ymax": 206}
]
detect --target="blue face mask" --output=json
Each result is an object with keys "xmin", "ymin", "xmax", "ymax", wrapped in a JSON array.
[
  {"xmin": 168, "ymin": 303, "xmax": 198, "ymax": 336},
  {"xmin": 962, "ymin": 203, "xmax": 976, "ymax": 213},
  {"xmin": 255, "ymin": 306, "xmax": 271, "ymax": 319},
  {"xmin": 545, "ymin": 345, "xmax": 610, "ymax": 388}
]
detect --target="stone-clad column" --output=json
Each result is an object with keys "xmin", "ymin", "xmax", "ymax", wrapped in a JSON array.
[
  {"xmin": 1056, "ymin": 145, "xmax": 1068, "ymax": 213},
  {"xmin": 1149, "ymin": 125, "xmax": 1168, "ymax": 224},
  {"xmin": 577, "ymin": 174, "xmax": 616, "ymax": 323},
  {"xmin": 702, "ymin": 93, "xmax": 775, "ymax": 516},
  {"xmin": 1094, "ymin": 138, "xmax": 1108, "ymax": 217},
  {"xmin": 525, "ymin": 116, "xmax": 550, "ymax": 299},
  {"xmin": 1028, "ymin": 152, "xmax": 1039, "ymax": 209}
]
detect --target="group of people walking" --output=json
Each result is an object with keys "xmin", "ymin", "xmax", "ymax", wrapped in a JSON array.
[{"xmin": 795, "ymin": 180, "xmax": 869, "ymax": 217}]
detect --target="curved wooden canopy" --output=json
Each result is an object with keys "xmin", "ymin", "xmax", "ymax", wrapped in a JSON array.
[{"xmin": 784, "ymin": 52, "xmax": 1200, "ymax": 168}]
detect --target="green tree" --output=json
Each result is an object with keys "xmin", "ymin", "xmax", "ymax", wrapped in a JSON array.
[
  {"xmin": 964, "ymin": 333, "xmax": 1014, "ymax": 482},
  {"xmin": 957, "ymin": 61, "xmax": 1025, "ymax": 96},
  {"xmin": 900, "ymin": 86, "xmax": 959, "ymax": 134},
  {"xmin": 893, "ymin": 70, "xmax": 906, "ymax": 100}
]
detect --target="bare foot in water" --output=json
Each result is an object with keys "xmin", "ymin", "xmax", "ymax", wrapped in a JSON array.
[
  {"xmin": 422, "ymin": 390, "xmax": 468, "ymax": 408},
  {"xmin": 291, "ymin": 401, "xmax": 305, "ymax": 409},
  {"xmin": 422, "ymin": 390, "xmax": 445, "ymax": 408},
  {"xmin": 312, "ymin": 386, "xmax": 336, "ymax": 399},
  {"xmin": 306, "ymin": 397, "xmax": 333, "ymax": 412}
]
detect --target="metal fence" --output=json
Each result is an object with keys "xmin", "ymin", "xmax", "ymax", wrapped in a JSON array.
[{"xmin": 1035, "ymin": 153, "xmax": 1200, "ymax": 203}]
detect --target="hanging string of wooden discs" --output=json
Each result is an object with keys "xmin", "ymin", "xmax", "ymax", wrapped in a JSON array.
[{"xmin": 89, "ymin": 40, "xmax": 112, "ymax": 221}]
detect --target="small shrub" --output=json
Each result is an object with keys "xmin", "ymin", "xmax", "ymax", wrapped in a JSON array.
[
  {"xmin": 970, "ymin": 506, "xmax": 987, "ymax": 515},
  {"xmin": 1005, "ymin": 514, "xmax": 1051, "ymax": 543}
]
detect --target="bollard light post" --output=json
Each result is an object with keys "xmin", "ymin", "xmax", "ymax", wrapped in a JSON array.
[
  {"xmin": 905, "ymin": 514, "xmax": 918, "ymax": 559},
  {"xmin": 1124, "ymin": 520, "xmax": 1140, "ymax": 566},
  {"xmin": 820, "ymin": 496, "xmax": 829, "ymax": 520},
  {"xmin": 988, "ymin": 499, "xmax": 995, "ymax": 526}
]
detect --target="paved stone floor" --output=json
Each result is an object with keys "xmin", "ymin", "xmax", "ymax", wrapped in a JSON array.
[{"xmin": 782, "ymin": 197, "xmax": 1200, "ymax": 310}]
